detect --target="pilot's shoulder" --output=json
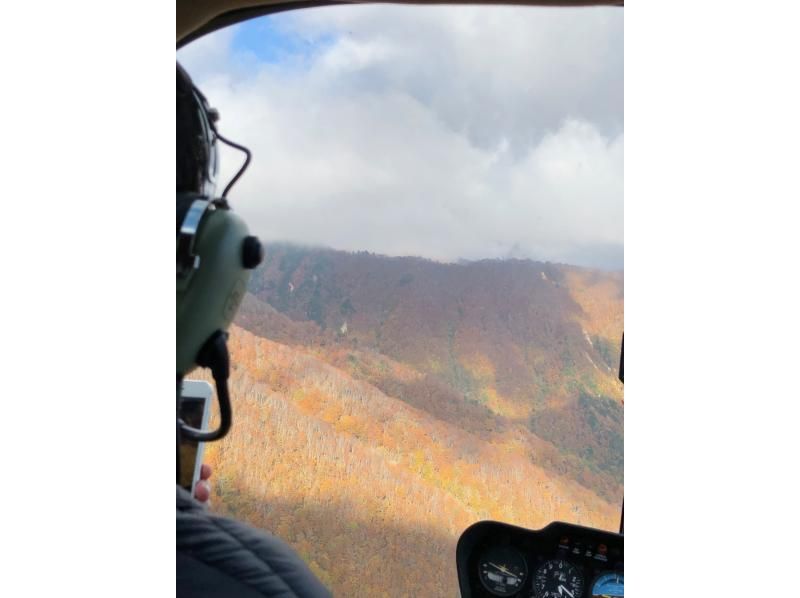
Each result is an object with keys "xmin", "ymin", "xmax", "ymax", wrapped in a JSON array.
[{"xmin": 177, "ymin": 486, "xmax": 331, "ymax": 598}]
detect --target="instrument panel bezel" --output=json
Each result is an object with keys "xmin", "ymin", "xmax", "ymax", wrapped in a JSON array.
[{"xmin": 456, "ymin": 520, "xmax": 624, "ymax": 598}]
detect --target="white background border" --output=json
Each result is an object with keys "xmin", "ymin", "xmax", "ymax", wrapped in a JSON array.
[{"xmin": 626, "ymin": 1, "xmax": 800, "ymax": 595}]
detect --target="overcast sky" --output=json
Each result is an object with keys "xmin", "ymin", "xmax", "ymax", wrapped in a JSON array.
[{"xmin": 179, "ymin": 5, "xmax": 623, "ymax": 270}]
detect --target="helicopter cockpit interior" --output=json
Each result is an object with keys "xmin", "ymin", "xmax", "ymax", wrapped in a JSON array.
[{"xmin": 177, "ymin": 0, "xmax": 624, "ymax": 598}]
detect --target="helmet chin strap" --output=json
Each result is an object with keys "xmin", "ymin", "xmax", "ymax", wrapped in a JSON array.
[{"xmin": 178, "ymin": 331, "xmax": 233, "ymax": 442}]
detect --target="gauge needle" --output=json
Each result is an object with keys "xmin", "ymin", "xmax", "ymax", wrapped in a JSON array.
[
  {"xmin": 558, "ymin": 585, "xmax": 575, "ymax": 598},
  {"xmin": 488, "ymin": 562, "xmax": 519, "ymax": 580}
]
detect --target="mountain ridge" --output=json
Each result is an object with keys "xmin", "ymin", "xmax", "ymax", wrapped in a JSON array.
[{"xmin": 240, "ymin": 243, "xmax": 623, "ymax": 493}]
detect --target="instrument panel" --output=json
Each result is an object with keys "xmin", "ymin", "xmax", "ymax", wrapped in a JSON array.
[{"xmin": 456, "ymin": 521, "xmax": 623, "ymax": 598}]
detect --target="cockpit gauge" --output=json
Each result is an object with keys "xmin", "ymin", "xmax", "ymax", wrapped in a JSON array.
[
  {"xmin": 478, "ymin": 545, "xmax": 528, "ymax": 596},
  {"xmin": 590, "ymin": 572, "xmax": 623, "ymax": 597},
  {"xmin": 532, "ymin": 559, "xmax": 584, "ymax": 598}
]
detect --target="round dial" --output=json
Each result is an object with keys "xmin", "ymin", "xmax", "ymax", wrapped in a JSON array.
[
  {"xmin": 478, "ymin": 545, "xmax": 528, "ymax": 596},
  {"xmin": 532, "ymin": 559, "xmax": 584, "ymax": 598},
  {"xmin": 591, "ymin": 572, "xmax": 623, "ymax": 598}
]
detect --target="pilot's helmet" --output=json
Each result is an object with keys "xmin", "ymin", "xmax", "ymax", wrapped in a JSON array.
[{"xmin": 176, "ymin": 62, "xmax": 218, "ymax": 197}]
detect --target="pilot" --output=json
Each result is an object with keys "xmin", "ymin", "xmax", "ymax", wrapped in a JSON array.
[{"xmin": 176, "ymin": 61, "xmax": 330, "ymax": 598}]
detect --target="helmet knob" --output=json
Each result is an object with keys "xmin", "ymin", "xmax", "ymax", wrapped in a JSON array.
[{"xmin": 242, "ymin": 235, "xmax": 264, "ymax": 269}]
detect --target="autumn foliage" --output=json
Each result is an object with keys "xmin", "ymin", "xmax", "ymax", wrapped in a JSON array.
[{"xmin": 199, "ymin": 244, "xmax": 623, "ymax": 597}]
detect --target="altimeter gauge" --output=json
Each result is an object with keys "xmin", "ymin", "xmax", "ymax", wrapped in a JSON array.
[
  {"xmin": 532, "ymin": 559, "xmax": 584, "ymax": 598},
  {"xmin": 478, "ymin": 545, "xmax": 528, "ymax": 596}
]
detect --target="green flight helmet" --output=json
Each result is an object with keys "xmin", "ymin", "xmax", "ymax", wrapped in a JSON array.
[{"xmin": 176, "ymin": 62, "xmax": 263, "ymax": 442}]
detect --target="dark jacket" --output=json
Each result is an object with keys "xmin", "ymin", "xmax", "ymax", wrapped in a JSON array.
[{"xmin": 177, "ymin": 486, "xmax": 331, "ymax": 597}]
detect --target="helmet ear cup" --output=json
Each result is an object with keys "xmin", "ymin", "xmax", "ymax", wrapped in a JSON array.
[{"xmin": 176, "ymin": 199, "xmax": 259, "ymax": 376}]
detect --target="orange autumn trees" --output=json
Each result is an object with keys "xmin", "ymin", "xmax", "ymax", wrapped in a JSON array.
[
  {"xmin": 203, "ymin": 324, "xmax": 620, "ymax": 597},
  {"xmin": 199, "ymin": 244, "xmax": 623, "ymax": 597}
]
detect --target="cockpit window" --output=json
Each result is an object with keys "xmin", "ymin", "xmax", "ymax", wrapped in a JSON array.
[{"xmin": 179, "ymin": 5, "xmax": 622, "ymax": 596}]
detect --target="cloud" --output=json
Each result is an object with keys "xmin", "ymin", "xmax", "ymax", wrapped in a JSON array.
[{"xmin": 179, "ymin": 5, "xmax": 623, "ymax": 269}]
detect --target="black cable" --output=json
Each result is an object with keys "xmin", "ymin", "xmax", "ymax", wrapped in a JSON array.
[
  {"xmin": 179, "ymin": 331, "xmax": 233, "ymax": 442},
  {"xmin": 183, "ymin": 70, "xmax": 252, "ymax": 200},
  {"xmin": 215, "ymin": 131, "xmax": 252, "ymax": 199}
]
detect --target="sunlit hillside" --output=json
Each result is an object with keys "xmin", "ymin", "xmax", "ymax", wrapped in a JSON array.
[
  {"xmin": 201, "ymin": 245, "xmax": 623, "ymax": 597},
  {"xmin": 245, "ymin": 245, "xmax": 623, "ymax": 494}
]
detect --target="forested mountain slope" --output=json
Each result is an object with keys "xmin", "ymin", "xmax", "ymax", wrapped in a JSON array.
[
  {"xmin": 205, "ymin": 325, "xmax": 620, "ymax": 597},
  {"xmin": 202, "ymin": 243, "xmax": 623, "ymax": 597},
  {"xmin": 242, "ymin": 244, "xmax": 624, "ymax": 492}
]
